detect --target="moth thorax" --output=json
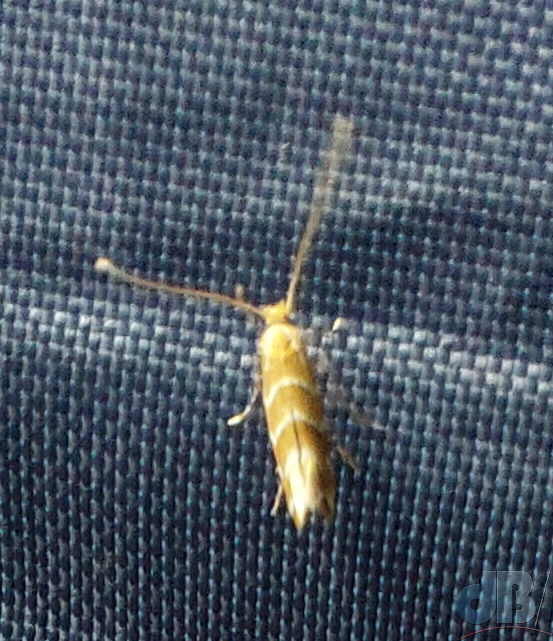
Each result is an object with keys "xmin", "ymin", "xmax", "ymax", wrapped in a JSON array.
[
  {"xmin": 259, "ymin": 323, "xmax": 304, "ymax": 365},
  {"xmin": 261, "ymin": 300, "xmax": 290, "ymax": 326}
]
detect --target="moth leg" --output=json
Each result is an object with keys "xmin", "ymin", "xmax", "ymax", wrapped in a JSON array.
[
  {"xmin": 311, "ymin": 317, "xmax": 347, "ymax": 373},
  {"xmin": 300, "ymin": 317, "xmax": 346, "ymax": 352},
  {"xmin": 227, "ymin": 364, "xmax": 261, "ymax": 427},
  {"xmin": 234, "ymin": 284, "xmax": 246, "ymax": 301},
  {"xmin": 335, "ymin": 442, "xmax": 360, "ymax": 474},
  {"xmin": 318, "ymin": 318, "xmax": 374, "ymax": 431},
  {"xmin": 329, "ymin": 386, "xmax": 373, "ymax": 430},
  {"xmin": 270, "ymin": 482, "xmax": 284, "ymax": 516},
  {"xmin": 330, "ymin": 317, "xmax": 347, "ymax": 333}
]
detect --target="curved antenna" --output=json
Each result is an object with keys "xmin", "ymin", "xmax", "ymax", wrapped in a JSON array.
[
  {"xmin": 94, "ymin": 258, "xmax": 266, "ymax": 322},
  {"xmin": 285, "ymin": 116, "xmax": 353, "ymax": 315}
]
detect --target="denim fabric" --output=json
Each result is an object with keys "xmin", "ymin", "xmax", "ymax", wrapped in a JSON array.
[{"xmin": 2, "ymin": 2, "xmax": 553, "ymax": 640}]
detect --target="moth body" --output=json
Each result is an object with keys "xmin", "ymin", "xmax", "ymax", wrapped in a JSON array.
[
  {"xmin": 95, "ymin": 116, "xmax": 353, "ymax": 529},
  {"xmin": 259, "ymin": 317, "xmax": 335, "ymax": 529}
]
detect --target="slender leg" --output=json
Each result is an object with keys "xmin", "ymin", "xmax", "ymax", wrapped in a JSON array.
[
  {"xmin": 318, "ymin": 317, "xmax": 374, "ymax": 431},
  {"xmin": 301, "ymin": 317, "xmax": 347, "ymax": 353},
  {"xmin": 331, "ymin": 317, "xmax": 347, "ymax": 333},
  {"xmin": 270, "ymin": 483, "xmax": 284, "ymax": 516},
  {"xmin": 313, "ymin": 316, "xmax": 347, "ymax": 372},
  {"xmin": 330, "ymin": 386, "xmax": 373, "ymax": 430},
  {"xmin": 227, "ymin": 365, "xmax": 261, "ymax": 426},
  {"xmin": 336, "ymin": 443, "xmax": 360, "ymax": 474},
  {"xmin": 323, "ymin": 318, "xmax": 364, "ymax": 473},
  {"xmin": 234, "ymin": 284, "xmax": 246, "ymax": 301}
]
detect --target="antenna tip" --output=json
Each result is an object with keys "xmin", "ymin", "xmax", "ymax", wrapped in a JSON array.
[{"xmin": 94, "ymin": 257, "xmax": 113, "ymax": 273}]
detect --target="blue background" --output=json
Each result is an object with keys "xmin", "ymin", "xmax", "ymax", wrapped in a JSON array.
[{"xmin": 2, "ymin": 1, "xmax": 553, "ymax": 639}]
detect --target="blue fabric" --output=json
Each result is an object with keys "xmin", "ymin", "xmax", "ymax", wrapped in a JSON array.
[{"xmin": 2, "ymin": 1, "xmax": 553, "ymax": 639}]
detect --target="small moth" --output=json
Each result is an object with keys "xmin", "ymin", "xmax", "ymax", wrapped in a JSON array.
[{"xmin": 95, "ymin": 116, "xmax": 353, "ymax": 529}]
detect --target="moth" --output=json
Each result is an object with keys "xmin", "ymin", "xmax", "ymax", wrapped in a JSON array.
[{"xmin": 95, "ymin": 116, "xmax": 353, "ymax": 529}]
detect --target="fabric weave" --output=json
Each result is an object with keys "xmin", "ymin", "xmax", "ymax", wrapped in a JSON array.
[{"xmin": 2, "ymin": 1, "xmax": 553, "ymax": 639}]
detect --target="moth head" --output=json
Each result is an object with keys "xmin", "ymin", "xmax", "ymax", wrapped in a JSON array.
[{"xmin": 261, "ymin": 300, "xmax": 290, "ymax": 326}]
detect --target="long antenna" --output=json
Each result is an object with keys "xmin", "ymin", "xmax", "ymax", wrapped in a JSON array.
[
  {"xmin": 285, "ymin": 116, "xmax": 353, "ymax": 315},
  {"xmin": 94, "ymin": 258, "xmax": 266, "ymax": 321}
]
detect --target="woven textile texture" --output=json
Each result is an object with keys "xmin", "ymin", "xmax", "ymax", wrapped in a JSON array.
[{"xmin": 2, "ymin": 1, "xmax": 553, "ymax": 640}]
